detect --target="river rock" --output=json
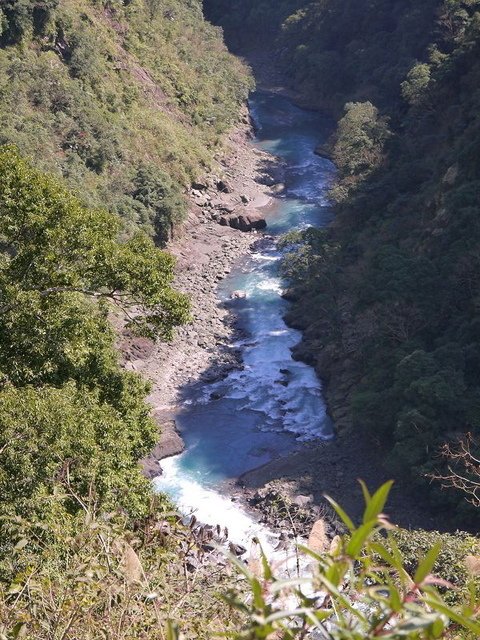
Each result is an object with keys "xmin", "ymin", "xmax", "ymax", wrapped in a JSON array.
[
  {"xmin": 294, "ymin": 494, "xmax": 313, "ymax": 508},
  {"xmin": 442, "ymin": 164, "xmax": 459, "ymax": 186},
  {"xmin": 217, "ymin": 178, "xmax": 233, "ymax": 193},
  {"xmin": 229, "ymin": 542, "xmax": 247, "ymax": 556},
  {"xmin": 219, "ymin": 211, "xmax": 267, "ymax": 232},
  {"xmin": 142, "ymin": 458, "xmax": 162, "ymax": 479},
  {"xmin": 314, "ymin": 143, "xmax": 333, "ymax": 160},
  {"xmin": 257, "ymin": 174, "xmax": 276, "ymax": 186},
  {"xmin": 308, "ymin": 519, "xmax": 329, "ymax": 553},
  {"xmin": 219, "ymin": 203, "xmax": 235, "ymax": 214},
  {"xmin": 140, "ymin": 420, "xmax": 184, "ymax": 478},
  {"xmin": 256, "ymin": 169, "xmax": 284, "ymax": 186},
  {"xmin": 191, "ymin": 181, "xmax": 208, "ymax": 191},
  {"xmin": 231, "ymin": 290, "xmax": 247, "ymax": 299},
  {"xmin": 186, "ymin": 555, "xmax": 202, "ymax": 571}
]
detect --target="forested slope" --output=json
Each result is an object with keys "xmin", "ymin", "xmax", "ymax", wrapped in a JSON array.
[
  {"xmin": 0, "ymin": 2, "xmax": 250, "ymax": 634},
  {"xmin": 0, "ymin": 0, "xmax": 250, "ymax": 242},
  {"xmin": 207, "ymin": 0, "xmax": 480, "ymax": 522},
  {"xmin": 0, "ymin": 0, "xmax": 249, "ymax": 565}
]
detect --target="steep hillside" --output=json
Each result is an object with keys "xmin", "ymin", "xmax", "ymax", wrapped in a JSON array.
[
  {"xmin": 0, "ymin": 0, "xmax": 251, "ymax": 242},
  {"xmin": 0, "ymin": 4, "xmax": 251, "ymax": 634},
  {"xmin": 205, "ymin": 0, "xmax": 440, "ymax": 114},
  {"xmin": 0, "ymin": 2, "xmax": 479, "ymax": 637},
  {"xmin": 207, "ymin": 0, "xmax": 480, "ymax": 522}
]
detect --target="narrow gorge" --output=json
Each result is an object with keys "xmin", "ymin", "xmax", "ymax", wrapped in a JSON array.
[
  {"xmin": 0, "ymin": 1, "xmax": 479, "ymax": 637},
  {"xmin": 153, "ymin": 89, "xmax": 335, "ymax": 549}
]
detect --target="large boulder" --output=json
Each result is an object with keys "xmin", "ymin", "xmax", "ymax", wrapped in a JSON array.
[
  {"xmin": 191, "ymin": 181, "xmax": 208, "ymax": 191},
  {"xmin": 219, "ymin": 211, "xmax": 267, "ymax": 232},
  {"xmin": 217, "ymin": 178, "xmax": 233, "ymax": 193},
  {"xmin": 231, "ymin": 290, "xmax": 247, "ymax": 299},
  {"xmin": 308, "ymin": 519, "xmax": 329, "ymax": 553},
  {"xmin": 140, "ymin": 420, "xmax": 184, "ymax": 479}
]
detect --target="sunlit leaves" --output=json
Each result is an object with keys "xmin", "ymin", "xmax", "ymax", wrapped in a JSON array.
[{"xmin": 226, "ymin": 482, "xmax": 480, "ymax": 639}]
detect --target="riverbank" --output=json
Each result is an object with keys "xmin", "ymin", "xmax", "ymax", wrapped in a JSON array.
[
  {"xmin": 120, "ymin": 107, "xmax": 283, "ymax": 477},
  {"xmin": 237, "ymin": 429, "xmax": 459, "ymax": 532},
  {"xmin": 129, "ymin": 74, "xmax": 456, "ymax": 536}
]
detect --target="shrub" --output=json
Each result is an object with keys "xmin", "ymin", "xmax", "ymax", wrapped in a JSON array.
[{"xmin": 224, "ymin": 482, "xmax": 480, "ymax": 639}]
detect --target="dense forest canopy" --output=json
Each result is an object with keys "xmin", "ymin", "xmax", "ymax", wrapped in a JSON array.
[{"xmin": 206, "ymin": 0, "xmax": 480, "ymax": 522}]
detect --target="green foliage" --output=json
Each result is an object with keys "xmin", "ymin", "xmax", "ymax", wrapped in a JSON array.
[
  {"xmin": 386, "ymin": 528, "xmax": 480, "ymax": 607},
  {"xmin": 0, "ymin": 501, "xmax": 243, "ymax": 638},
  {"xmin": 221, "ymin": 0, "xmax": 480, "ymax": 523},
  {"xmin": 0, "ymin": 383, "xmax": 154, "ymax": 522},
  {"xmin": 330, "ymin": 101, "xmax": 390, "ymax": 201},
  {"xmin": 132, "ymin": 163, "xmax": 188, "ymax": 244},
  {"xmin": 0, "ymin": 0, "xmax": 252, "ymax": 241},
  {"xmin": 0, "ymin": 145, "xmax": 189, "ymax": 547},
  {"xmin": 401, "ymin": 63, "xmax": 432, "ymax": 105},
  {"xmin": 224, "ymin": 483, "xmax": 480, "ymax": 639},
  {"xmin": 203, "ymin": 0, "xmax": 305, "ymax": 47},
  {"xmin": 206, "ymin": 0, "xmax": 440, "ymax": 114},
  {"xmin": 0, "ymin": 145, "xmax": 190, "ymax": 352},
  {"xmin": 0, "ymin": 0, "xmax": 58, "ymax": 44},
  {"xmin": 0, "ymin": 6, "xmax": 252, "ymax": 631},
  {"xmin": 333, "ymin": 102, "xmax": 390, "ymax": 178}
]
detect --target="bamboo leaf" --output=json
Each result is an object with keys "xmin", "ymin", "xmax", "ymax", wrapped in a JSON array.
[
  {"xmin": 414, "ymin": 542, "xmax": 442, "ymax": 585},
  {"xmin": 363, "ymin": 480, "xmax": 394, "ymax": 524},
  {"xmin": 259, "ymin": 545, "xmax": 273, "ymax": 581},
  {"xmin": 270, "ymin": 577, "xmax": 315, "ymax": 593},
  {"xmin": 424, "ymin": 598, "xmax": 480, "ymax": 635},
  {"xmin": 324, "ymin": 494, "xmax": 355, "ymax": 532},
  {"xmin": 346, "ymin": 520, "xmax": 377, "ymax": 557},
  {"xmin": 358, "ymin": 479, "xmax": 371, "ymax": 505}
]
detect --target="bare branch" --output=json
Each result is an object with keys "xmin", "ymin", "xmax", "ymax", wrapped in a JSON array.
[
  {"xmin": 429, "ymin": 433, "xmax": 480, "ymax": 507},
  {"xmin": 0, "ymin": 286, "xmax": 138, "ymax": 315}
]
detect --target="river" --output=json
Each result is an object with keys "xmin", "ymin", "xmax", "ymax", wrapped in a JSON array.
[{"xmin": 155, "ymin": 90, "xmax": 335, "ymax": 554}]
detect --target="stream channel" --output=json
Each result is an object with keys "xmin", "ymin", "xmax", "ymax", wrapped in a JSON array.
[{"xmin": 155, "ymin": 90, "xmax": 336, "ymax": 555}]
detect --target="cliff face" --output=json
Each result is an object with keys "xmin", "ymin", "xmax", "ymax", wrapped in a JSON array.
[
  {"xmin": 207, "ymin": 0, "xmax": 480, "ymax": 523},
  {"xmin": 0, "ymin": 0, "xmax": 252, "ymax": 243}
]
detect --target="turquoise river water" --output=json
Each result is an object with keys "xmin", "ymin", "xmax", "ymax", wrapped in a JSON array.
[{"xmin": 155, "ymin": 91, "xmax": 335, "ymax": 551}]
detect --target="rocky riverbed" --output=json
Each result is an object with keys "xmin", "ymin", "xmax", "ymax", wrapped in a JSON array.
[
  {"xmin": 119, "ymin": 108, "xmax": 284, "ymax": 477},
  {"xmin": 122, "ymin": 92, "xmax": 452, "ymax": 537}
]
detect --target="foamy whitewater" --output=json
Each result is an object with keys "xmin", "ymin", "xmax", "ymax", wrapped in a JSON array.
[
  {"xmin": 155, "ymin": 91, "xmax": 335, "ymax": 552},
  {"xmin": 155, "ymin": 456, "xmax": 278, "ymax": 556}
]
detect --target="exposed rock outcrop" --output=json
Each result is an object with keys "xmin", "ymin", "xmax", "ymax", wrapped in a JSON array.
[
  {"xmin": 140, "ymin": 421, "xmax": 184, "ymax": 478},
  {"xmin": 219, "ymin": 211, "xmax": 267, "ymax": 232}
]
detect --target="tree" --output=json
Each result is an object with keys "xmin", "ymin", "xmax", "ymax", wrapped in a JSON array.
[
  {"xmin": 401, "ymin": 63, "xmax": 431, "ymax": 105},
  {"xmin": 0, "ymin": 382, "xmax": 155, "ymax": 521},
  {"xmin": 332, "ymin": 101, "xmax": 390, "ymax": 179},
  {"xmin": 0, "ymin": 145, "xmax": 190, "ymax": 525},
  {"xmin": 0, "ymin": 0, "xmax": 58, "ymax": 43},
  {"xmin": 132, "ymin": 163, "xmax": 187, "ymax": 244},
  {"xmin": 0, "ymin": 145, "xmax": 190, "ymax": 359}
]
